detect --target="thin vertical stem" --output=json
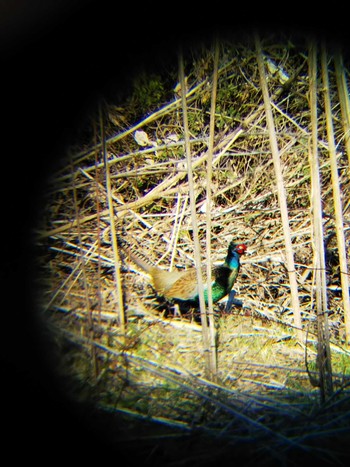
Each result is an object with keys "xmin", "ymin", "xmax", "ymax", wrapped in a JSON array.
[
  {"xmin": 255, "ymin": 36, "xmax": 303, "ymax": 343},
  {"xmin": 93, "ymin": 118, "xmax": 102, "ymax": 328},
  {"xmin": 309, "ymin": 44, "xmax": 328, "ymax": 310},
  {"xmin": 322, "ymin": 48, "xmax": 350, "ymax": 347},
  {"xmin": 334, "ymin": 52, "xmax": 350, "ymax": 165},
  {"xmin": 205, "ymin": 41, "xmax": 220, "ymax": 378},
  {"xmin": 178, "ymin": 52, "xmax": 212, "ymax": 377},
  {"xmin": 100, "ymin": 104, "xmax": 126, "ymax": 332},
  {"xmin": 69, "ymin": 149, "xmax": 98, "ymax": 378},
  {"xmin": 309, "ymin": 42, "xmax": 333, "ymax": 401}
]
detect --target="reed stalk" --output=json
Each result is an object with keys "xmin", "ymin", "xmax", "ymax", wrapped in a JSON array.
[
  {"xmin": 39, "ymin": 41, "xmax": 350, "ymax": 462},
  {"xmin": 308, "ymin": 42, "xmax": 333, "ymax": 400},
  {"xmin": 204, "ymin": 41, "xmax": 220, "ymax": 379},
  {"xmin": 178, "ymin": 52, "xmax": 212, "ymax": 378},
  {"xmin": 334, "ymin": 52, "xmax": 350, "ymax": 165},
  {"xmin": 255, "ymin": 35, "xmax": 303, "ymax": 343},
  {"xmin": 322, "ymin": 47, "xmax": 350, "ymax": 347},
  {"xmin": 100, "ymin": 105, "xmax": 126, "ymax": 332}
]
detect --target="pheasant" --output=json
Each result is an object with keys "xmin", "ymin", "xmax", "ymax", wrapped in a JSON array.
[{"xmin": 119, "ymin": 238, "xmax": 247, "ymax": 308}]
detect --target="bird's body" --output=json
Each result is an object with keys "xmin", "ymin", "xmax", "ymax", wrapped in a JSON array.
[{"xmin": 120, "ymin": 239, "xmax": 246, "ymax": 306}]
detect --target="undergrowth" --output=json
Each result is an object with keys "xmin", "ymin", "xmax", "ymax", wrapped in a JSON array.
[{"xmin": 37, "ymin": 37, "xmax": 350, "ymax": 465}]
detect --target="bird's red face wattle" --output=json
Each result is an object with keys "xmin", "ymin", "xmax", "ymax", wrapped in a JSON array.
[{"xmin": 236, "ymin": 244, "xmax": 247, "ymax": 255}]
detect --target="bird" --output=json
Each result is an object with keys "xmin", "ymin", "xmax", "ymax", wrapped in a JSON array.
[{"xmin": 118, "ymin": 237, "xmax": 247, "ymax": 308}]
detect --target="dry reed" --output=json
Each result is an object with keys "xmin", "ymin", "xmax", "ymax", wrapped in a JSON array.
[{"xmin": 36, "ymin": 37, "xmax": 350, "ymax": 464}]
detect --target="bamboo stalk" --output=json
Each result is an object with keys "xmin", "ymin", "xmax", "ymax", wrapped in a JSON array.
[
  {"xmin": 255, "ymin": 36, "xmax": 303, "ymax": 343},
  {"xmin": 322, "ymin": 47, "xmax": 350, "ymax": 347},
  {"xmin": 308, "ymin": 43, "xmax": 333, "ymax": 400}
]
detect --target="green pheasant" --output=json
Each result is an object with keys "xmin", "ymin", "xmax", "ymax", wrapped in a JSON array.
[{"xmin": 119, "ymin": 238, "xmax": 246, "ymax": 307}]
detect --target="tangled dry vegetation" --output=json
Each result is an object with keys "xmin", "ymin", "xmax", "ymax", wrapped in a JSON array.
[{"xmin": 37, "ymin": 38, "xmax": 350, "ymax": 464}]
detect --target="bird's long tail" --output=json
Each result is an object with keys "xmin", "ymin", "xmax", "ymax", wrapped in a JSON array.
[{"xmin": 117, "ymin": 235, "xmax": 155, "ymax": 274}]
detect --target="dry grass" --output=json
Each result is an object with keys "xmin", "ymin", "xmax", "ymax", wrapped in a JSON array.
[{"xmin": 36, "ymin": 37, "xmax": 350, "ymax": 464}]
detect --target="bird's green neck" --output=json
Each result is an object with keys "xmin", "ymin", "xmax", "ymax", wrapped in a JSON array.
[
  {"xmin": 197, "ymin": 246, "xmax": 241, "ymax": 305},
  {"xmin": 224, "ymin": 245, "xmax": 241, "ymax": 270}
]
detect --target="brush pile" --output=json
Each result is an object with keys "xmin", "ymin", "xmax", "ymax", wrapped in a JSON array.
[{"xmin": 37, "ymin": 38, "xmax": 350, "ymax": 464}]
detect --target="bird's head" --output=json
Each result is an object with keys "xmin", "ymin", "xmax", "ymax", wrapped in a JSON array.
[
  {"xmin": 225, "ymin": 242, "xmax": 247, "ymax": 269},
  {"xmin": 235, "ymin": 243, "xmax": 247, "ymax": 255},
  {"xmin": 229, "ymin": 242, "xmax": 247, "ymax": 255}
]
